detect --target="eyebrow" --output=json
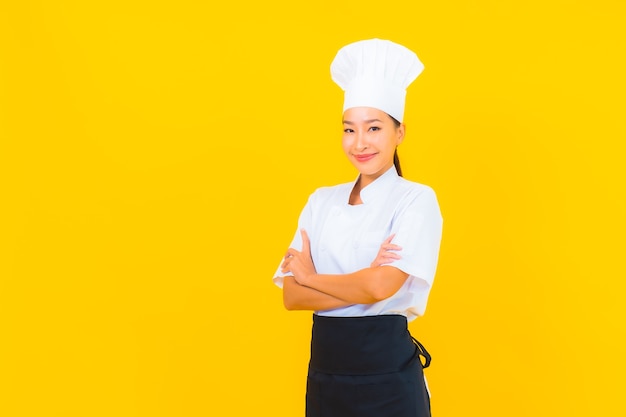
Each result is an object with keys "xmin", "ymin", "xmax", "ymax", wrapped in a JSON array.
[{"xmin": 342, "ymin": 119, "xmax": 383, "ymax": 125}]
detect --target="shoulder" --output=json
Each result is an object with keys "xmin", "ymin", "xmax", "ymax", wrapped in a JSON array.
[
  {"xmin": 393, "ymin": 178, "xmax": 442, "ymax": 218},
  {"xmin": 308, "ymin": 180, "xmax": 353, "ymax": 203},
  {"xmin": 395, "ymin": 177, "xmax": 439, "ymax": 201}
]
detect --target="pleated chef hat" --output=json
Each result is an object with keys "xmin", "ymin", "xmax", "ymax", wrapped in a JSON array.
[{"xmin": 330, "ymin": 38, "xmax": 424, "ymax": 123}]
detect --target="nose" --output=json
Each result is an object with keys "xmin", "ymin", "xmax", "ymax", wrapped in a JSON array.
[{"xmin": 354, "ymin": 131, "xmax": 368, "ymax": 151}]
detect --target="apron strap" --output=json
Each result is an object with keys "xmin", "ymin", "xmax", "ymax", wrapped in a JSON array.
[{"xmin": 410, "ymin": 335, "xmax": 432, "ymax": 369}]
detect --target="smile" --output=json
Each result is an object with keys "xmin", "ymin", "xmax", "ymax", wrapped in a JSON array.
[{"xmin": 354, "ymin": 153, "xmax": 377, "ymax": 162}]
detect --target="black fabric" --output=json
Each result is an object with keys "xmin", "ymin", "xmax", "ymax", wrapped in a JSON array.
[{"xmin": 306, "ymin": 314, "xmax": 431, "ymax": 417}]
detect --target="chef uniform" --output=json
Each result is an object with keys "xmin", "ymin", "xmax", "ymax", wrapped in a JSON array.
[{"xmin": 274, "ymin": 39, "xmax": 443, "ymax": 417}]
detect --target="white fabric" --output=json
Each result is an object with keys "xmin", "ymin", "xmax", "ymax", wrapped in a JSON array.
[
  {"xmin": 330, "ymin": 38, "xmax": 424, "ymax": 122},
  {"xmin": 274, "ymin": 167, "xmax": 443, "ymax": 322}
]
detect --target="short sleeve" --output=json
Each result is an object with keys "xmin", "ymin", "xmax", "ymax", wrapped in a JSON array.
[
  {"xmin": 272, "ymin": 193, "xmax": 314, "ymax": 288},
  {"xmin": 387, "ymin": 186, "xmax": 443, "ymax": 286}
]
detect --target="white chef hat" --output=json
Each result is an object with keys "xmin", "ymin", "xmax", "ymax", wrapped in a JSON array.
[{"xmin": 330, "ymin": 38, "xmax": 424, "ymax": 123}]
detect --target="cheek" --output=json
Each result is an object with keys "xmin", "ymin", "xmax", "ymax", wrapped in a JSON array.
[
  {"xmin": 382, "ymin": 135, "xmax": 399, "ymax": 153},
  {"xmin": 341, "ymin": 136, "xmax": 352, "ymax": 154}
]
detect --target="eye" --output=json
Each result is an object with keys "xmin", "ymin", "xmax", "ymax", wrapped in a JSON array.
[
  {"xmin": 343, "ymin": 128, "xmax": 354, "ymax": 133},
  {"xmin": 369, "ymin": 126, "xmax": 381, "ymax": 132}
]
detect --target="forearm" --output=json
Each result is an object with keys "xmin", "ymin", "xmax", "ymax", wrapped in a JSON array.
[
  {"xmin": 299, "ymin": 266, "xmax": 409, "ymax": 304},
  {"xmin": 282, "ymin": 276, "xmax": 353, "ymax": 311}
]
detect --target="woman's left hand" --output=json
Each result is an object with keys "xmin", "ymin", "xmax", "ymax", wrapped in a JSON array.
[
  {"xmin": 281, "ymin": 229, "xmax": 317, "ymax": 286},
  {"xmin": 370, "ymin": 234, "xmax": 402, "ymax": 267}
]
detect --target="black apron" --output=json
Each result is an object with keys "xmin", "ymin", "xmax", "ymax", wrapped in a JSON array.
[{"xmin": 306, "ymin": 314, "xmax": 432, "ymax": 417}]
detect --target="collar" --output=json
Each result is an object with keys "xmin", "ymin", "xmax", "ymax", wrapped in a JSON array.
[{"xmin": 353, "ymin": 166, "xmax": 400, "ymax": 204}]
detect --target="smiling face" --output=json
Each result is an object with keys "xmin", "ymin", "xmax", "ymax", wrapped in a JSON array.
[{"xmin": 342, "ymin": 107, "xmax": 405, "ymax": 186}]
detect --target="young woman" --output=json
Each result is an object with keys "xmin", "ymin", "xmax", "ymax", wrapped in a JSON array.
[{"xmin": 274, "ymin": 39, "xmax": 443, "ymax": 417}]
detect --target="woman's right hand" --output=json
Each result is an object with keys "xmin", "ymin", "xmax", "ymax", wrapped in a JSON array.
[
  {"xmin": 281, "ymin": 229, "xmax": 317, "ymax": 286},
  {"xmin": 370, "ymin": 234, "xmax": 402, "ymax": 267}
]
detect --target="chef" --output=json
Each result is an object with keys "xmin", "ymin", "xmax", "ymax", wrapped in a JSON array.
[{"xmin": 274, "ymin": 38, "xmax": 443, "ymax": 417}]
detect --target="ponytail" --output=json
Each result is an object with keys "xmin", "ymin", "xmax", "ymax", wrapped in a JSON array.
[
  {"xmin": 388, "ymin": 114, "xmax": 403, "ymax": 177},
  {"xmin": 393, "ymin": 148, "xmax": 403, "ymax": 177}
]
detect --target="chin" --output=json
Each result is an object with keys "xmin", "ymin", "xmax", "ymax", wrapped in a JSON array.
[{"xmin": 358, "ymin": 168, "xmax": 384, "ymax": 176}]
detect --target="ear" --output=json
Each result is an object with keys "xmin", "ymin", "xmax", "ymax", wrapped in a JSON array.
[{"xmin": 396, "ymin": 123, "xmax": 406, "ymax": 145}]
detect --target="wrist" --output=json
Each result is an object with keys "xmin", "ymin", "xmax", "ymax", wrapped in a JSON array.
[{"xmin": 301, "ymin": 273, "xmax": 316, "ymax": 287}]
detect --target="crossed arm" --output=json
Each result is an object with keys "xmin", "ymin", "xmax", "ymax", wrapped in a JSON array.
[{"xmin": 280, "ymin": 230, "xmax": 408, "ymax": 311}]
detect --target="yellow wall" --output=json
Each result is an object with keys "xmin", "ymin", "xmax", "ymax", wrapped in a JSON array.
[{"xmin": 1, "ymin": 1, "xmax": 624, "ymax": 416}]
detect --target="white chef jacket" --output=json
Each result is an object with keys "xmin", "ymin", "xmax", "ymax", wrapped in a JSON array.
[{"xmin": 274, "ymin": 166, "xmax": 443, "ymax": 322}]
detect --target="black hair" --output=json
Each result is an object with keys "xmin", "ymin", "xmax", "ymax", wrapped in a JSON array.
[{"xmin": 388, "ymin": 114, "xmax": 403, "ymax": 177}]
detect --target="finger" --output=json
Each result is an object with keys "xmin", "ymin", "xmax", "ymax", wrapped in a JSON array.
[
  {"xmin": 286, "ymin": 248, "xmax": 300, "ymax": 257},
  {"xmin": 281, "ymin": 258, "xmax": 292, "ymax": 269},
  {"xmin": 372, "ymin": 257, "xmax": 400, "ymax": 267},
  {"xmin": 371, "ymin": 257, "xmax": 397, "ymax": 267},
  {"xmin": 300, "ymin": 229, "xmax": 311, "ymax": 254},
  {"xmin": 381, "ymin": 244, "xmax": 402, "ymax": 251},
  {"xmin": 383, "ymin": 234, "xmax": 396, "ymax": 244},
  {"xmin": 375, "ymin": 250, "xmax": 400, "ymax": 260}
]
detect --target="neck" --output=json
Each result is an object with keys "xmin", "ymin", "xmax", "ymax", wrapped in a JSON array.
[{"xmin": 349, "ymin": 177, "xmax": 363, "ymax": 205}]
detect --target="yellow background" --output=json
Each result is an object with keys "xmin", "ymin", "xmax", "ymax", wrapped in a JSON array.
[{"xmin": 1, "ymin": 1, "xmax": 624, "ymax": 416}]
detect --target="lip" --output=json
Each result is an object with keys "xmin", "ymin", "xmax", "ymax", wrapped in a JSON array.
[{"xmin": 354, "ymin": 153, "xmax": 377, "ymax": 162}]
